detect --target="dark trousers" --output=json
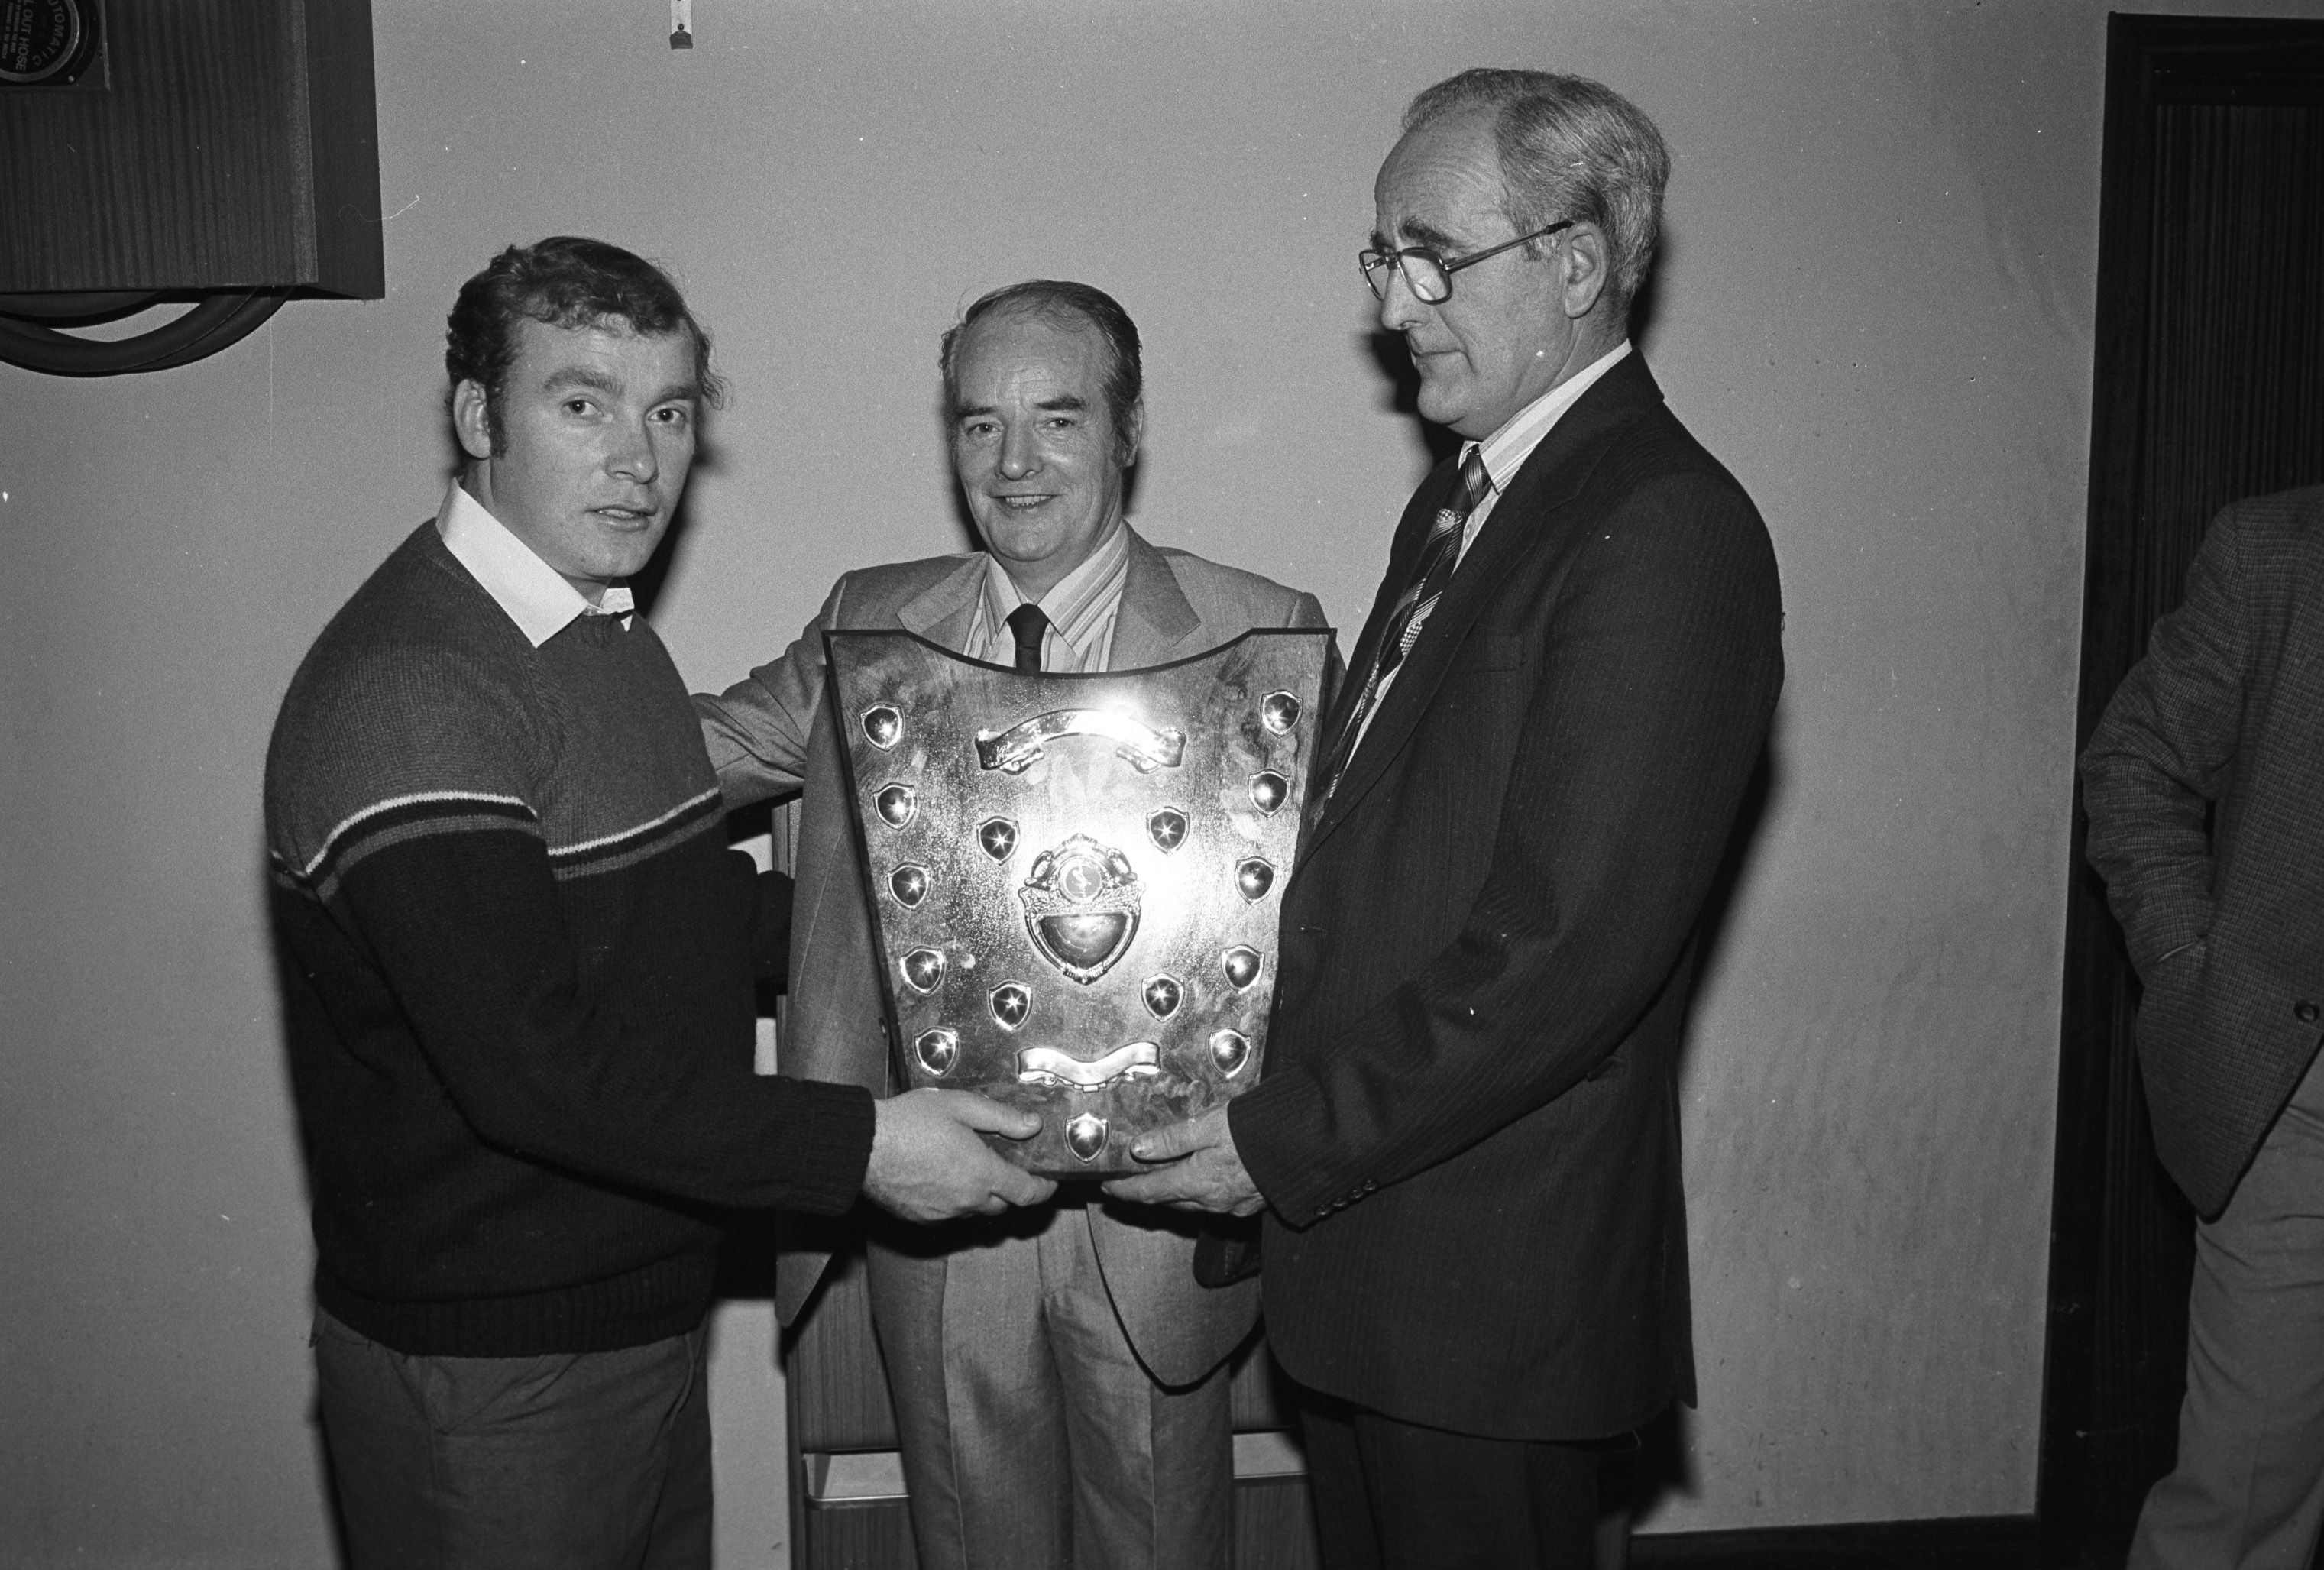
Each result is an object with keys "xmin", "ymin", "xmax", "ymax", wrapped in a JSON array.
[
  {"xmin": 313, "ymin": 1309, "xmax": 712, "ymax": 1570},
  {"xmin": 1299, "ymin": 1394, "xmax": 1604, "ymax": 1570}
]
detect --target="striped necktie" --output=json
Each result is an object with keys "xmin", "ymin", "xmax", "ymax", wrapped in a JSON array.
[{"xmin": 1315, "ymin": 444, "xmax": 1494, "ymax": 805}]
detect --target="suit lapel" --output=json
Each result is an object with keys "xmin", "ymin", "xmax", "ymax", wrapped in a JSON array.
[
  {"xmin": 895, "ymin": 555, "xmax": 987, "ymax": 652},
  {"xmin": 1313, "ymin": 466, "xmax": 1458, "ymax": 762},
  {"xmin": 1308, "ymin": 355, "xmax": 1669, "ymax": 849},
  {"xmin": 1108, "ymin": 525, "xmax": 1201, "ymax": 669}
]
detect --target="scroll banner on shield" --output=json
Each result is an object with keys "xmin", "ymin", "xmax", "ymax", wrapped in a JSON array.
[{"xmin": 826, "ymin": 627, "xmax": 1332, "ymax": 1177}]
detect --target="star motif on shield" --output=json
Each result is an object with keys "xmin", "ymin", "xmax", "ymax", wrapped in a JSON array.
[
  {"xmin": 1141, "ymin": 974, "xmax": 1183, "ymax": 1021},
  {"xmin": 989, "ymin": 982, "xmax": 1030, "ymax": 1031},
  {"xmin": 978, "ymin": 817, "xmax": 1018, "ymax": 862},
  {"xmin": 862, "ymin": 704, "xmax": 904, "ymax": 749},
  {"xmin": 875, "ymin": 782, "xmax": 918, "ymax": 829},
  {"xmin": 1147, "ymin": 806, "xmax": 1188, "ymax": 853},
  {"xmin": 888, "ymin": 864, "xmax": 930, "ymax": 908},
  {"xmin": 1210, "ymin": 1028, "xmax": 1251, "ymax": 1077},
  {"xmin": 914, "ymin": 1028, "xmax": 958, "ymax": 1076},
  {"xmin": 1248, "ymin": 771, "xmax": 1289, "ymax": 814},
  {"xmin": 1235, "ymin": 857, "xmax": 1275, "ymax": 902},
  {"xmin": 1222, "ymin": 946, "xmax": 1261, "ymax": 989},
  {"xmin": 901, "ymin": 947, "xmax": 946, "ymax": 994},
  {"xmin": 1067, "ymin": 1112, "xmax": 1109, "ymax": 1164},
  {"xmin": 1261, "ymin": 691, "xmax": 1302, "ymax": 734},
  {"xmin": 1019, "ymin": 835, "xmax": 1141, "ymax": 984}
]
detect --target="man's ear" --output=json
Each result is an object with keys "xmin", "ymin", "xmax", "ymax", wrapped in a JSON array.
[
  {"xmin": 1117, "ymin": 400, "xmax": 1147, "ymax": 468},
  {"xmin": 452, "ymin": 380, "xmax": 495, "ymax": 462},
  {"xmin": 1559, "ymin": 224, "xmax": 1612, "ymax": 322}
]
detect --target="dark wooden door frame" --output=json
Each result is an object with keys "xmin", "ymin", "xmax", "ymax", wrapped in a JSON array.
[{"xmin": 2044, "ymin": 15, "xmax": 2324, "ymax": 1570}]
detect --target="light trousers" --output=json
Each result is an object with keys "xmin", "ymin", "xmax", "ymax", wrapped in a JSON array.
[
  {"xmin": 2132, "ymin": 1047, "xmax": 2324, "ymax": 1570},
  {"xmin": 866, "ymin": 1199, "xmax": 1233, "ymax": 1570}
]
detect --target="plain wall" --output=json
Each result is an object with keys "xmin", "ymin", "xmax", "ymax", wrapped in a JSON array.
[{"xmin": 10, "ymin": 1, "xmax": 2317, "ymax": 1562}]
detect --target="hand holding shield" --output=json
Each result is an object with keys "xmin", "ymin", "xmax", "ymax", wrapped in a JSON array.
[{"xmin": 863, "ymin": 1088, "xmax": 1057, "ymax": 1222}]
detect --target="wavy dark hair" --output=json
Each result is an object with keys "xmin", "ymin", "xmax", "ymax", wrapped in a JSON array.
[
  {"xmin": 445, "ymin": 236, "xmax": 727, "ymax": 447},
  {"xmin": 938, "ymin": 280, "xmax": 1143, "ymax": 465}
]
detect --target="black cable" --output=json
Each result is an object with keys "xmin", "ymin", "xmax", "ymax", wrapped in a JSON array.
[{"xmin": 0, "ymin": 290, "xmax": 288, "ymax": 377}]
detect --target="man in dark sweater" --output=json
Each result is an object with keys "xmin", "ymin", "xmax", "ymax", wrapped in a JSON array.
[{"xmin": 264, "ymin": 236, "xmax": 1050, "ymax": 1570}]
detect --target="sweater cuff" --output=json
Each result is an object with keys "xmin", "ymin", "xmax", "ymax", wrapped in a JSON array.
[{"xmin": 776, "ymin": 1080, "xmax": 879, "ymax": 1215}]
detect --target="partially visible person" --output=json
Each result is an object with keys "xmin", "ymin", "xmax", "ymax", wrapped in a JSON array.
[
  {"xmin": 264, "ymin": 235, "xmax": 1050, "ymax": 1570},
  {"xmin": 697, "ymin": 279, "xmax": 1329, "ymax": 1570},
  {"xmin": 2084, "ymin": 484, "xmax": 2324, "ymax": 1570},
  {"xmin": 1112, "ymin": 71, "xmax": 1783, "ymax": 1568}
]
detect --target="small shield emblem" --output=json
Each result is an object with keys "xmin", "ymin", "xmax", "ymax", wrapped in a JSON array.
[
  {"xmin": 979, "ymin": 817, "xmax": 1018, "ymax": 861},
  {"xmin": 876, "ymin": 783, "xmax": 918, "ymax": 829},
  {"xmin": 1235, "ymin": 857, "xmax": 1275, "ymax": 902},
  {"xmin": 1210, "ymin": 1028, "xmax": 1251, "ymax": 1077},
  {"xmin": 1142, "ymin": 975, "xmax": 1183, "ymax": 1021},
  {"xmin": 1067, "ymin": 1113, "xmax": 1109, "ymax": 1163},
  {"xmin": 915, "ymin": 1028, "xmax": 958, "ymax": 1076},
  {"xmin": 1261, "ymin": 691, "xmax": 1302, "ymax": 734},
  {"xmin": 901, "ymin": 947, "xmax": 946, "ymax": 994},
  {"xmin": 990, "ymin": 982, "xmax": 1030, "ymax": 1030},
  {"xmin": 862, "ymin": 704, "xmax": 904, "ymax": 749},
  {"xmin": 1147, "ymin": 806, "xmax": 1188, "ymax": 853},
  {"xmin": 1222, "ymin": 946, "xmax": 1261, "ymax": 989},
  {"xmin": 1249, "ymin": 771, "xmax": 1289, "ymax": 814},
  {"xmin": 888, "ymin": 865, "xmax": 930, "ymax": 908},
  {"xmin": 1021, "ymin": 836, "xmax": 1142, "ymax": 984}
]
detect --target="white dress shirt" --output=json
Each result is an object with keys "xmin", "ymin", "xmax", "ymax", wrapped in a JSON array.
[
  {"xmin": 435, "ymin": 482, "xmax": 633, "ymax": 646},
  {"xmin": 1349, "ymin": 341, "xmax": 1632, "ymax": 757},
  {"xmin": 963, "ymin": 517, "xmax": 1133, "ymax": 673}
]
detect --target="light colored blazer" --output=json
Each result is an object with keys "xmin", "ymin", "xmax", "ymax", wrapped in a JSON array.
[{"xmin": 698, "ymin": 524, "xmax": 1329, "ymax": 1385}]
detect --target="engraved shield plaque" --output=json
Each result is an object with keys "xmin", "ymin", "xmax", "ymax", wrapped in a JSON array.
[{"xmin": 827, "ymin": 627, "xmax": 1330, "ymax": 1176}]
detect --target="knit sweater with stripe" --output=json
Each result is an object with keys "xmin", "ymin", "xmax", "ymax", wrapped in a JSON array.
[{"xmin": 265, "ymin": 522, "xmax": 875, "ymax": 1357}]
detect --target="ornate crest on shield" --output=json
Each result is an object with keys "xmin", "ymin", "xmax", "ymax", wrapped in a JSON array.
[
  {"xmin": 824, "ymin": 626, "xmax": 1331, "ymax": 1176},
  {"xmin": 1019, "ymin": 834, "xmax": 1141, "ymax": 984}
]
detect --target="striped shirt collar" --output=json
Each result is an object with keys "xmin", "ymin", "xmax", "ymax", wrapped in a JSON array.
[
  {"xmin": 1471, "ymin": 339, "xmax": 1633, "ymax": 497},
  {"xmin": 974, "ymin": 517, "xmax": 1131, "ymax": 671},
  {"xmin": 435, "ymin": 482, "xmax": 633, "ymax": 648}
]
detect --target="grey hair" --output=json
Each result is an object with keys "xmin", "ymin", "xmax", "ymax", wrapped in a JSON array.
[{"xmin": 1403, "ymin": 69, "xmax": 1672, "ymax": 317}]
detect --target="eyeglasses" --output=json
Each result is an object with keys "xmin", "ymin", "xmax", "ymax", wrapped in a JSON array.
[{"xmin": 1358, "ymin": 219, "xmax": 1573, "ymax": 304}]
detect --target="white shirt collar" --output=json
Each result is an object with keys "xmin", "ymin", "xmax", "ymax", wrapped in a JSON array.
[
  {"xmin": 1471, "ymin": 339, "xmax": 1633, "ymax": 496},
  {"xmin": 435, "ymin": 482, "xmax": 631, "ymax": 648}
]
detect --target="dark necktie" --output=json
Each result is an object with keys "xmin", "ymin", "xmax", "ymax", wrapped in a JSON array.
[
  {"xmin": 1315, "ymin": 444, "xmax": 1494, "ymax": 804},
  {"xmin": 1007, "ymin": 602, "xmax": 1050, "ymax": 673}
]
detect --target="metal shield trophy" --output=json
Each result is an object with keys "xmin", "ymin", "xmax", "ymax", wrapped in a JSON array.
[{"xmin": 826, "ymin": 627, "xmax": 1330, "ymax": 1177}]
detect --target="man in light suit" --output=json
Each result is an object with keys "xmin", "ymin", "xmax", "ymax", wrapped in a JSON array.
[
  {"xmin": 697, "ymin": 280, "xmax": 1329, "ymax": 1569},
  {"xmin": 1112, "ymin": 71, "xmax": 1784, "ymax": 1566},
  {"xmin": 2084, "ymin": 485, "xmax": 2324, "ymax": 1570}
]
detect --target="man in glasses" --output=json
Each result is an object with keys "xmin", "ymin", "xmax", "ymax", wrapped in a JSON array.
[
  {"xmin": 697, "ymin": 280, "xmax": 1328, "ymax": 1570},
  {"xmin": 1112, "ymin": 70, "xmax": 1784, "ymax": 1565}
]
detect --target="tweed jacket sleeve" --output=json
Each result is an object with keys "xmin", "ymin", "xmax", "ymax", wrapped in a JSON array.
[
  {"xmin": 2082, "ymin": 509, "xmax": 2248, "ymax": 979},
  {"xmin": 694, "ymin": 574, "xmax": 854, "ymax": 807}
]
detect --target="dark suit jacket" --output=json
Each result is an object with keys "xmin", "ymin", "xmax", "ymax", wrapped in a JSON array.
[
  {"xmin": 1228, "ymin": 353, "xmax": 1784, "ymax": 1441},
  {"xmin": 2083, "ymin": 486, "xmax": 2324, "ymax": 1219},
  {"xmin": 697, "ymin": 526, "xmax": 1328, "ymax": 1384}
]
